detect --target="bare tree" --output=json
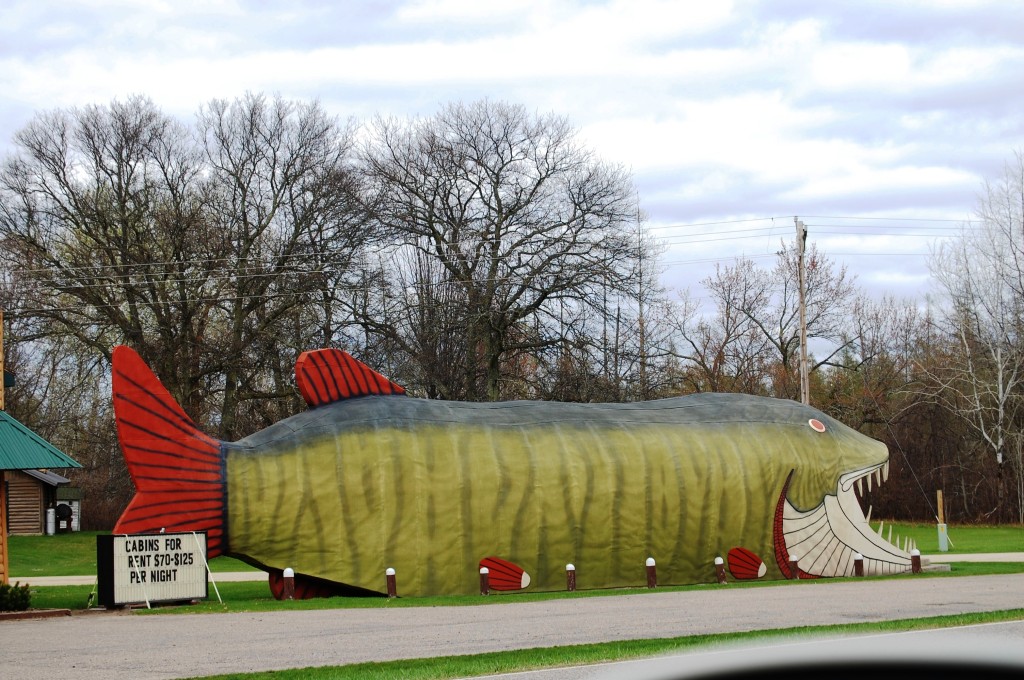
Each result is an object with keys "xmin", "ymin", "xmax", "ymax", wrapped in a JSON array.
[
  {"xmin": 830, "ymin": 294, "xmax": 923, "ymax": 428},
  {"xmin": 670, "ymin": 261, "xmax": 774, "ymax": 394},
  {"xmin": 359, "ymin": 99, "xmax": 642, "ymax": 401},
  {"xmin": 691, "ymin": 243, "xmax": 856, "ymax": 401},
  {"xmin": 0, "ymin": 95, "xmax": 223, "ymax": 416},
  {"xmin": 922, "ymin": 151, "xmax": 1024, "ymax": 521},
  {"xmin": 0, "ymin": 93, "xmax": 369, "ymax": 441},
  {"xmin": 362, "ymin": 245, "xmax": 474, "ymax": 399},
  {"xmin": 0, "ymin": 267, "xmax": 126, "ymax": 527},
  {"xmin": 195, "ymin": 92, "xmax": 368, "ymax": 436}
]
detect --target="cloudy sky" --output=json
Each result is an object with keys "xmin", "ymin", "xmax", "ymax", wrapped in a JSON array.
[{"xmin": 2, "ymin": 0, "xmax": 1022, "ymax": 304}]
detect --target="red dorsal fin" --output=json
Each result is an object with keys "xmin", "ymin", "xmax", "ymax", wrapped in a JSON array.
[{"xmin": 295, "ymin": 348, "xmax": 406, "ymax": 407}]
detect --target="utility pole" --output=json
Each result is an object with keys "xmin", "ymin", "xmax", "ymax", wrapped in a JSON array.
[
  {"xmin": 795, "ymin": 218, "xmax": 809, "ymax": 405},
  {"xmin": 637, "ymin": 211, "xmax": 647, "ymax": 400}
]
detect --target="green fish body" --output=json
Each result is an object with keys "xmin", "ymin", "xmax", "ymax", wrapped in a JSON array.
[{"xmin": 112, "ymin": 346, "xmax": 911, "ymax": 598}]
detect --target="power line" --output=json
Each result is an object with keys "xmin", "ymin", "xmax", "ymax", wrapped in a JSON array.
[
  {"xmin": 0, "ymin": 211, "xmax": 968, "ymax": 314},
  {"xmin": 647, "ymin": 214, "xmax": 968, "ymax": 233},
  {"xmin": 800, "ymin": 215, "xmax": 966, "ymax": 222},
  {"xmin": 0, "ymin": 212, "xmax": 965, "ymax": 281}
]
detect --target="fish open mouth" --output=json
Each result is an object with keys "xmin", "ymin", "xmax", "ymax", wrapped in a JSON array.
[{"xmin": 774, "ymin": 462, "xmax": 912, "ymax": 578}]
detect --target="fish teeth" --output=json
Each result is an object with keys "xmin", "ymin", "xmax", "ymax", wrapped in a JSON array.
[
  {"xmin": 856, "ymin": 465, "xmax": 885, "ymax": 496},
  {"xmin": 877, "ymin": 520, "xmax": 884, "ymax": 536},
  {"xmin": 865, "ymin": 504, "xmax": 872, "ymax": 523}
]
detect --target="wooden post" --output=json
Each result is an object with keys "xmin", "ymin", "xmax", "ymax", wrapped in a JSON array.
[
  {"xmin": 385, "ymin": 567, "xmax": 397, "ymax": 598},
  {"xmin": 565, "ymin": 564, "xmax": 576, "ymax": 591},
  {"xmin": 936, "ymin": 490, "xmax": 949, "ymax": 552},
  {"xmin": 479, "ymin": 567, "xmax": 490, "ymax": 595},
  {"xmin": 854, "ymin": 553, "xmax": 864, "ymax": 577},
  {"xmin": 714, "ymin": 556, "xmax": 727, "ymax": 584},
  {"xmin": 0, "ymin": 470, "xmax": 7, "ymax": 585},
  {"xmin": 789, "ymin": 554, "xmax": 800, "ymax": 579},
  {"xmin": 282, "ymin": 567, "xmax": 295, "ymax": 600},
  {"xmin": 645, "ymin": 557, "xmax": 657, "ymax": 588},
  {"xmin": 911, "ymin": 549, "xmax": 922, "ymax": 574}
]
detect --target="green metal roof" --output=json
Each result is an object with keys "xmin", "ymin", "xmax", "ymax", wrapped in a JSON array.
[{"xmin": 0, "ymin": 410, "xmax": 81, "ymax": 470}]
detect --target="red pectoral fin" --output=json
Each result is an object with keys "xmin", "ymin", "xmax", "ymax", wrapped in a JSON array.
[
  {"xmin": 727, "ymin": 547, "xmax": 767, "ymax": 579},
  {"xmin": 480, "ymin": 556, "xmax": 531, "ymax": 590}
]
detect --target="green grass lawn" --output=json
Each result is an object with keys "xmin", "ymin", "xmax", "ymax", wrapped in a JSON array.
[
  {"xmin": 9, "ymin": 522, "xmax": 1021, "ymax": 580},
  {"xmin": 7, "ymin": 523, "xmax": 1023, "ymax": 582},
  {"xmin": 7, "ymin": 531, "xmax": 257, "ymax": 578},
  {"xmin": 880, "ymin": 521, "xmax": 1024, "ymax": 553}
]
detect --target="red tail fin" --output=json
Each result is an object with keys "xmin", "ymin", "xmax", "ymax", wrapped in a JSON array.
[{"xmin": 111, "ymin": 345, "xmax": 227, "ymax": 557}]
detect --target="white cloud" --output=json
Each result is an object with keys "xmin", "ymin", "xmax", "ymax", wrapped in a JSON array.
[
  {"xmin": 396, "ymin": 0, "xmax": 539, "ymax": 23},
  {"xmin": 782, "ymin": 165, "xmax": 976, "ymax": 204},
  {"xmin": 1, "ymin": 0, "xmax": 1022, "ymax": 302}
]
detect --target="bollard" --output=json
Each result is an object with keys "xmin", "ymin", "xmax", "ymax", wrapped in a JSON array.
[
  {"xmin": 282, "ymin": 567, "xmax": 295, "ymax": 600},
  {"xmin": 646, "ymin": 557, "xmax": 657, "ymax": 588},
  {"xmin": 714, "ymin": 556, "xmax": 727, "ymax": 584},
  {"xmin": 911, "ymin": 548, "xmax": 922, "ymax": 574},
  {"xmin": 788, "ymin": 555, "xmax": 800, "ymax": 579},
  {"xmin": 385, "ymin": 567, "xmax": 397, "ymax": 598},
  {"xmin": 566, "ymin": 563, "xmax": 576, "ymax": 592},
  {"xmin": 479, "ymin": 566, "xmax": 490, "ymax": 595},
  {"xmin": 854, "ymin": 553, "xmax": 864, "ymax": 577}
]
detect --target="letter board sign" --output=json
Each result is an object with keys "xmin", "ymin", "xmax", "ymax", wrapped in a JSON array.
[{"xmin": 97, "ymin": 532, "xmax": 209, "ymax": 607}]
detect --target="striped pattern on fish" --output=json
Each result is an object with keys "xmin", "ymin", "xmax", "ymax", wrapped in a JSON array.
[{"xmin": 111, "ymin": 345, "xmax": 910, "ymax": 598}]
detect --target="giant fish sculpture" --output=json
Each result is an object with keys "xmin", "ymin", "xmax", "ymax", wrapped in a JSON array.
[{"xmin": 112, "ymin": 344, "xmax": 911, "ymax": 598}]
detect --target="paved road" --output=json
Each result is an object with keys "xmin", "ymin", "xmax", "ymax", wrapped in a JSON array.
[{"xmin": 2, "ymin": 572, "xmax": 1024, "ymax": 680}]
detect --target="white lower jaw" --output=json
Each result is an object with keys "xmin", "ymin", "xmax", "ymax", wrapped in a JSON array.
[{"xmin": 782, "ymin": 463, "xmax": 912, "ymax": 577}]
